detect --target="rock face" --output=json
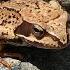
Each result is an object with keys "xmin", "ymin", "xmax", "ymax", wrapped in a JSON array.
[
  {"xmin": 21, "ymin": 62, "xmax": 40, "ymax": 70},
  {"xmin": 0, "ymin": 57, "xmax": 40, "ymax": 70}
]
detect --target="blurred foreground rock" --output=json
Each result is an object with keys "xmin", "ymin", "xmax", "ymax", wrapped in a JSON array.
[{"xmin": 0, "ymin": 57, "xmax": 40, "ymax": 70}]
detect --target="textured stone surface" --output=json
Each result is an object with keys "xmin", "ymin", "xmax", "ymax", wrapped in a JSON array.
[
  {"xmin": 0, "ymin": 57, "xmax": 40, "ymax": 70},
  {"xmin": 21, "ymin": 62, "xmax": 40, "ymax": 70}
]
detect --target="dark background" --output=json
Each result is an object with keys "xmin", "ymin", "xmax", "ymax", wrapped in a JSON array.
[{"xmin": 5, "ymin": 44, "xmax": 70, "ymax": 70}]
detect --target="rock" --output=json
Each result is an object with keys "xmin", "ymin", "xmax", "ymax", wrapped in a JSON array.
[
  {"xmin": 21, "ymin": 62, "xmax": 40, "ymax": 70},
  {"xmin": 0, "ymin": 57, "xmax": 40, "ymax": 70},
  {"xmin": 0, "ymin": 57, "xmax": 21, "ymax": 70}
]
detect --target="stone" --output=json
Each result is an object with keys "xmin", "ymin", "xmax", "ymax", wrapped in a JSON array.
[{"xmin": 0, "ymin": 57, "xmax": 40, "ymax": 70}]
